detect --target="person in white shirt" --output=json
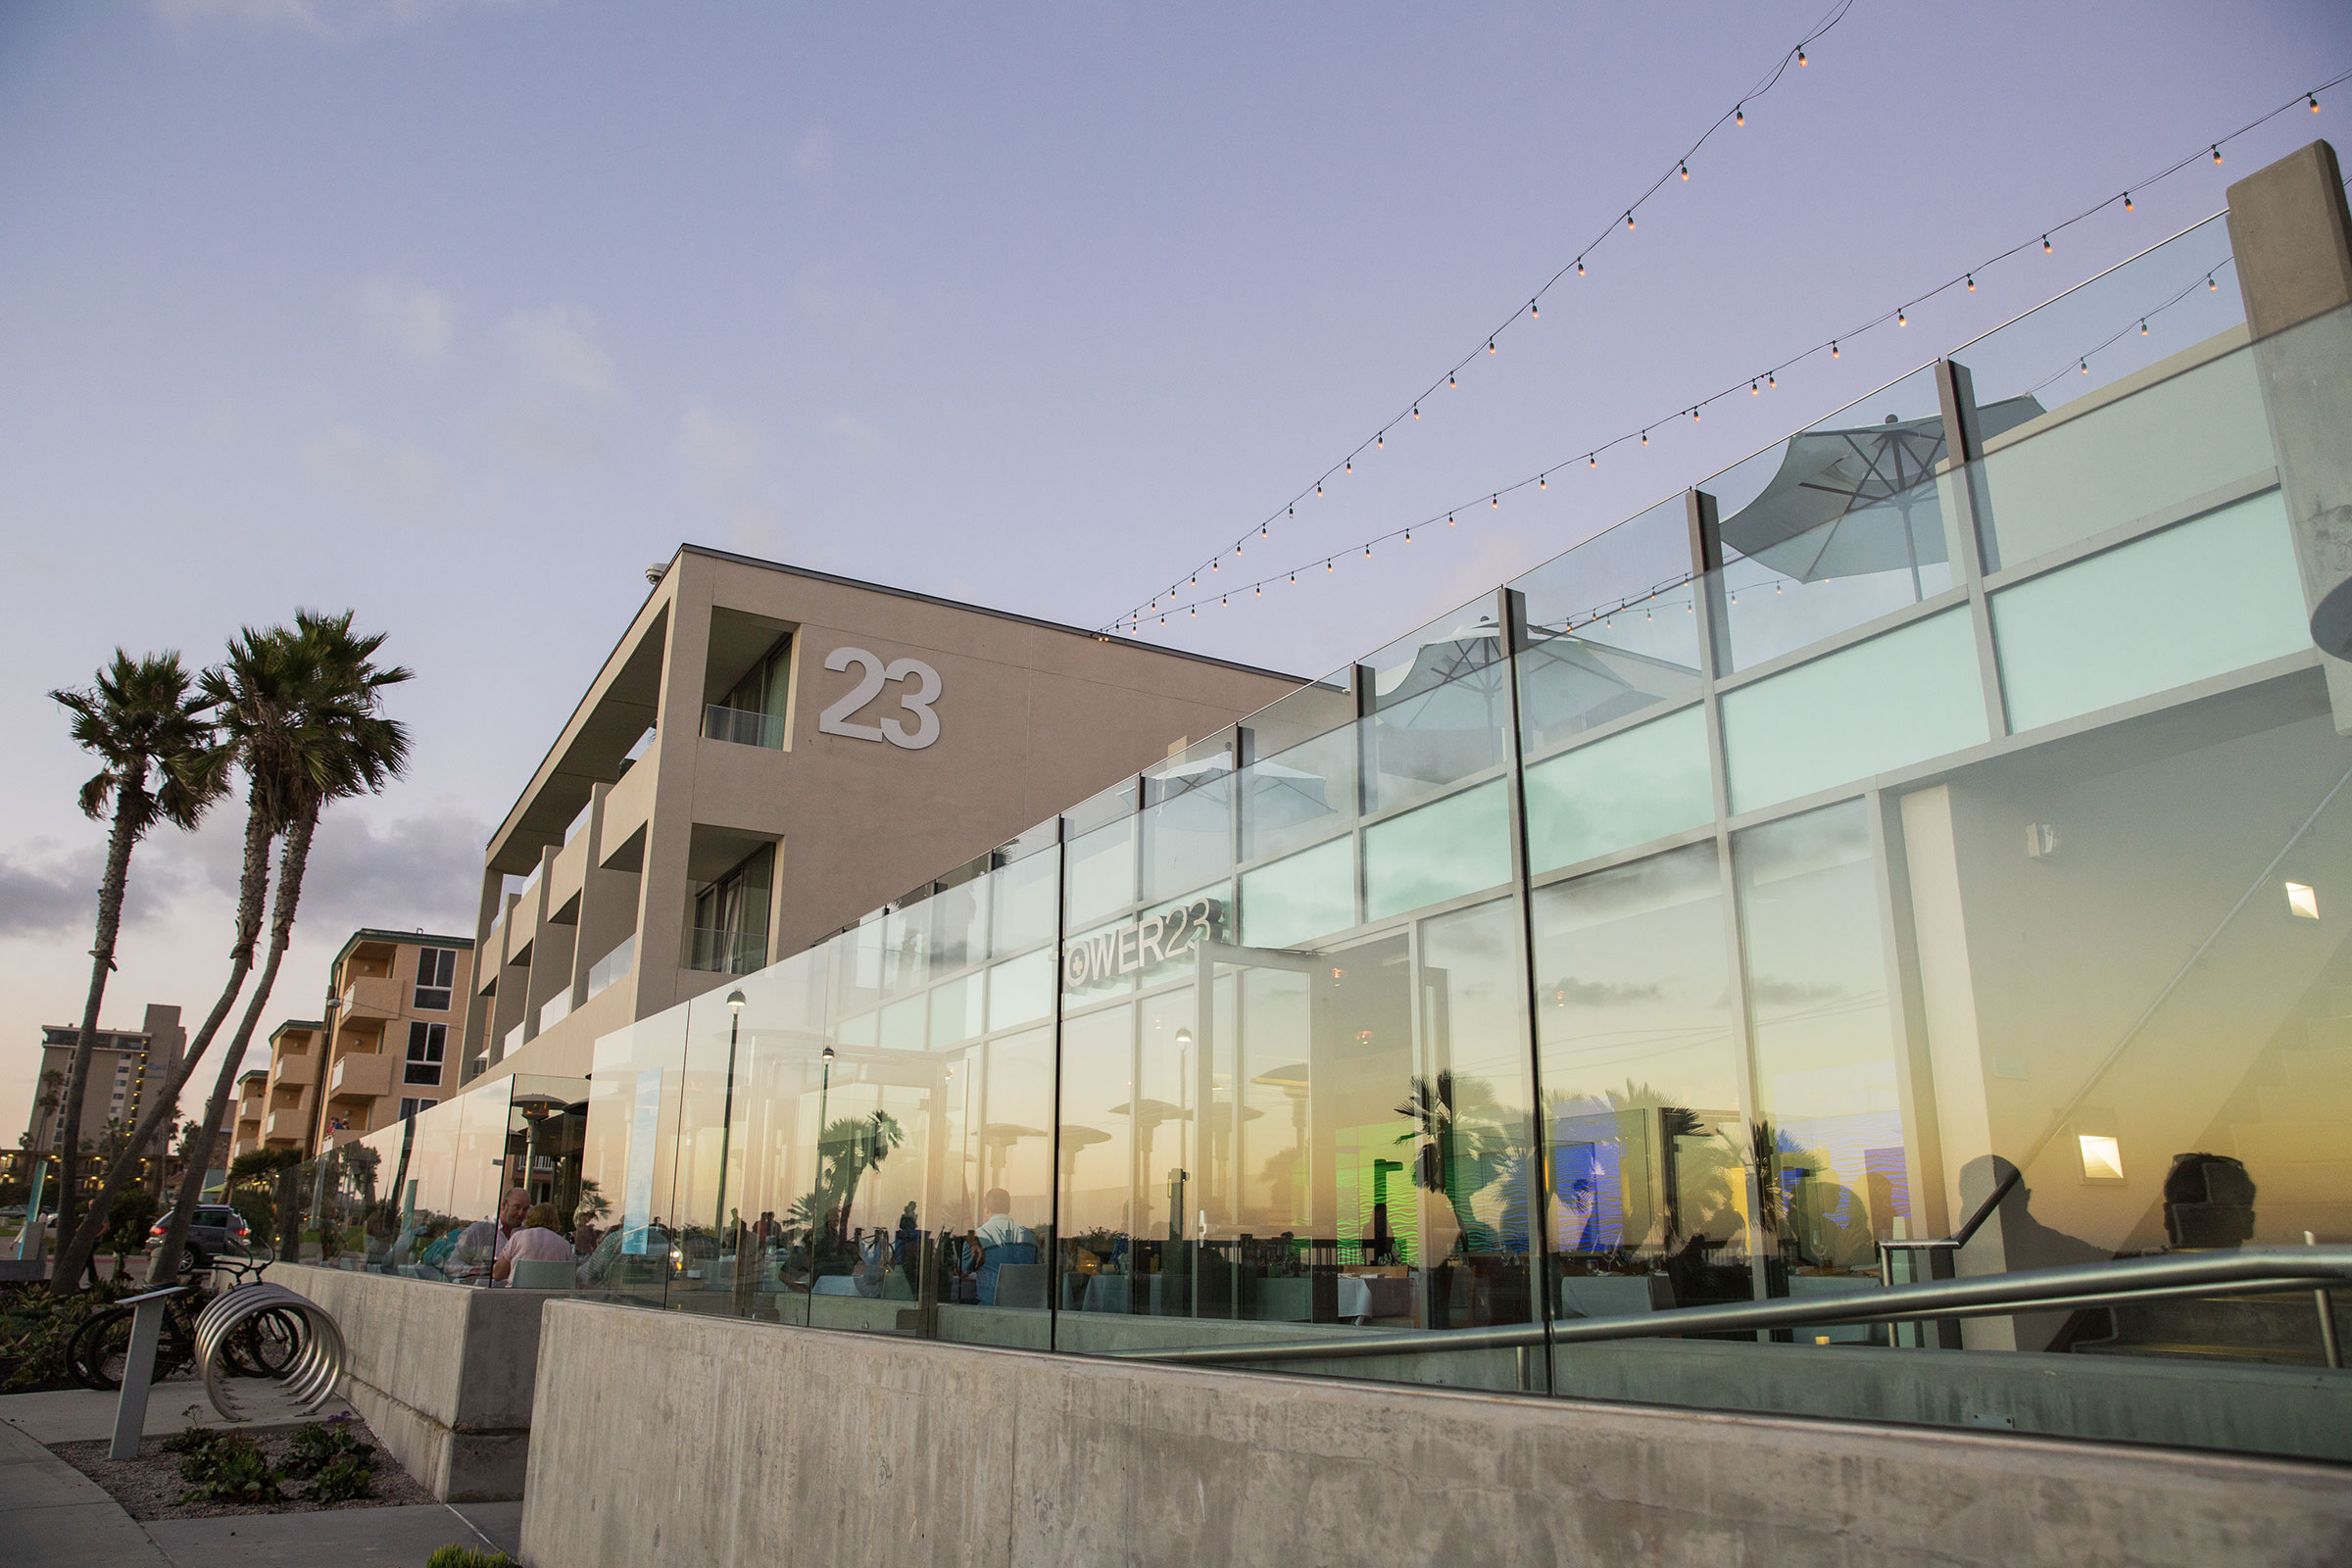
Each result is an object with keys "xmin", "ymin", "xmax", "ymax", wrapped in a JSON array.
[
  {"xmin": 493, "ymin": 1202, "xmax": 577, "ymax": 1283},
  {"xmin": 966, "ymin": 1188, "xmax": 1038, "ymax": 1306},
  {"xmin": 453, "ymin": 1189, "xmax": 529, "ymax": 1281}
]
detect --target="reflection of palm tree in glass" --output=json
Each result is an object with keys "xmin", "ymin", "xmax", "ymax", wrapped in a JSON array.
[
  {"xmin": 1396, "ymin": 1072, "xmax": 1508, "ymax": 1255},
  {"xmin": 789, "ymin": 1111, "xmax": 904, "ymax": 1247}
]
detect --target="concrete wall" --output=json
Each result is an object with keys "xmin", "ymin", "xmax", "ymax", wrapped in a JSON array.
[
  {"xmin": 519, "ymin": 1299, "xmax": 2352, "ymax": 1568},
  {"xmin": 268, "ymin": 1263, "xmax": 546, "ymax": 1501}
]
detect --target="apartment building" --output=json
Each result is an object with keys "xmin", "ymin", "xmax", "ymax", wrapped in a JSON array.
[
  {"xmin": 313, "ymin": 930, "xmax": 474, "ymax": 1150},
  {"xmin": 460, "ymin": 545, "xmax": 1301, "ymax": 1086},
  {"xmin": 230, "ymin": 1069, "xmax": 268, "ymax": 1158},
  {"xmin": 21, "ymin": 1004, "xmax": 185, "ymax": 1162},
  {"xmin": 255, "ymin": 1020, "xmax": 323, "ymax": 1153}
]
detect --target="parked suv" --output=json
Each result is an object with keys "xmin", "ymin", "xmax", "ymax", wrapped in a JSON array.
[{"xmin": 148, "ymin": 1205, "xmax": 250, "ymax": 1262}]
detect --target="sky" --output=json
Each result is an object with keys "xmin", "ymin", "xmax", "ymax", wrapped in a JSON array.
[{"xmin": 1, "ymin": 0, "xmax": 2346, "ymax": 1144}]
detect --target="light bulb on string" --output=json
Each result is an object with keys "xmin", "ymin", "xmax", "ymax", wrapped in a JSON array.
[
  {"xmin": 1376, "ymin": 431, "xmax": 1385, "ymax": 449},
  {"xmin": 1795, "ymin": 46, "xmax": 1806, "ymax": 65},
  {"xmin": 2124, "ymin": 192, "xmax": 2134, "ymax": 212},
  {"xmin": 1641, "ymin": 429, "xmax": 1648, "ymax": 446},
  {"xmin": 1412, "ymin": 404, "xmax": 1420, "ymax": 419},
  {"xmin": 1325, "ymin": 560, "xmax": 1333, "ymax": 573},
  {"xmin": 1576, "ymin": 258, "xmax": 1585, "ymax": 277},
  {"xmin": 1897, "ymin": 309, "xmax": 1907, "ymax": 325},
  {"xmin": 2312, "ymin": 93, "xmax": 2323, "ymax": 113},
  {"xmin": 1831, "ymin": 340, "xmax": 1839, "ymax": 359},
  {"xmin": 2208, "ymin": 273, "xmax": 2218, "ymax": 291},
  {"xmin": 1588, "ymin": 454, "xmax": 1595, "ymax": 468},
  {"xmin": 1254, "ymin": 584, "xmax": 1261, "ymax": 596},
  {"xmin": 2080, "ymin": 358, "xmax": 2089, "ymax": 375},
  {"xmin": 1316, "ymin": 481, "xmax": 1322, "ymax": 497},
  {"xmin": 1966, "ymin": 273, "xmax": 1975, "ymax": 292},
  {"xmin": 1735, "ymin": 104, "xmax": 1744, "ymax": 126},
  {"xmin": 1405, "ymin": 529, "xmax": 1412, "ymax": 543},
  {"xmin": 1448, "ymin": 372, "xmax": 1457, "ymax": 389},
  {"xmin": 1210, "ymin": 560, "xmax": 1218, "ymax": 572},
  {"xmin": 1289, "ymin": 572, "xmax": 1296, "ymax": 584},
  {"xmin": 1690, "ymin": 407, "xmax": 1700, "ymax": 422},
  {"xmin": 2212, "ymin": 144, "xmax": 2223, "ymax": 164},
  {"xmin": 1261, "ymin": 522, "xmax": 1268, "ymax": 538},
  {"xmin": 1625, "ymin": 211, "xmax": 1636, "ymax": 231},
  {"xmin": 1767, "ymin": 372, "xmax": 1776, "ymax": 389},
  {"xmin": 1751, "ymin": 379, "xmax": 1760, "ymax": 395},
  {"xmin": 2140, "ymin": 318, "xmax": 2149, "ymax": 336},
  {"xmin": 1530, "ymin": 300, "xmax": 1539, "ymax": 319},
  {"xmin": 1345, "ymin": 460, "xmax": 1351, "ymax": 475},
  {"xmin": 1364, "ymin": 544, "xmax": 1371, "ymax": 559},
  {"xmin": 1487, "ymin": 339, "xmax": 1495, "ymax": 356},
  {"xmin": 1448, "ymin": 512, "xmax": 1456, "ymax": 525},
  {"xmin": 1539, "ymin": 473, "xmax": 1546, "ymax": 490},
  {"xmin": 1221, "ymin": 595, "xmax": 1227, "ymax": 607},
  {"xmin": 1491, "ymin": 494, "xmax": 1498, "ymax": 509},
  {"xmin": 1680, "ymin": 161, "xmax": 1690, "ymax": 182}
]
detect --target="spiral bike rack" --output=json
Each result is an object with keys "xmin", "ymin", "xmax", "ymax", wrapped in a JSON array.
[{"xmin": 193, "ymin": 1281, "xmax": 347, "ymax": 1423}]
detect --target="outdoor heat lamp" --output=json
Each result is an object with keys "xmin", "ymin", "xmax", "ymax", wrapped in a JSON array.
[{"xmin": 2310, "ymin": 576, "xmax": 2352, "ymax": 662}]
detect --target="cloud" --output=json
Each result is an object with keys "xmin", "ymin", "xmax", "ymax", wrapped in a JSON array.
[
  {"xmin": 822, "ymin": 412, "xmax": 883, "ymax": 459},
  {"xmin": 295, "ymin": 798, "xmax": 487, "ymax": 932},
  {"xmin": 487, "ymin": 304, "xmax": 620, "ymax": 466},
  {"xmin": 1741, "ymin": 976, "xmax": 1845, "ymax": 1010},
  {"xmin": 151, "ymin": 0, "xmax": 541, "ymax": 40},
  {"xmin": 676, "ymin": 403, "xmax": 761, "ymax": 492},
  {"xmin": 791, "ymin": 127, "xmax": 835, "ymax": 183},
  {"xmin": 359, "ymin": 275, "xmax": 456, "ymax": 364},
  {"xmin": 305, "ymin": 424, "xmax": 446, "ymax": 505},
  {"xmin": 0, "ymin": 839, "xmax": 193, "ymax": 940},
  {"xmin": 1542, "ymin": 975, "xmax": 1666, "ymax": 1008}
]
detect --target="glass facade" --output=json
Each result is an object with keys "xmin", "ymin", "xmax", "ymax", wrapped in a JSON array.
[{"xmin": 275, "ymin": 217, "xmax": 2352, "ymax": 1462}]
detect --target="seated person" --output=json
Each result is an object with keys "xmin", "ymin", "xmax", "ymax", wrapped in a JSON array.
[
  {"xmin": 451, "ymin": 1189, "xmax": 529, "ymax": 1282},
  {"xmin": 966, "ymin": 1188, "xmax": 1038, "ymax": 1306},
  {"xmin": 492, "ymin": 1202, "xmax": 577, "ymax": 1283}
]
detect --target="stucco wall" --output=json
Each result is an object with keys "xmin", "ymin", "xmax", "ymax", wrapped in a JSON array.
[{"xmin": 518, "ymin": 1298, "xmax": 2352, "ymax": 1568}]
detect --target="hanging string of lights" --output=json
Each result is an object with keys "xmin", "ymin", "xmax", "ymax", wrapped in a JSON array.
[
  {"xmin": 1112, "ymin": 0, "xmax": 1864, "ymax": 631},
  {"xmin": 1109, "ymin": 73, "xmax": 2349, "ymax": 634}
]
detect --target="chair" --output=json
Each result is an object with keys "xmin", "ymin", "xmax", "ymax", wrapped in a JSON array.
[
  {"xmin": 510, "ymin": 1257, "xmax": 576, "ymax": 1290},
  {"xmin": 994, "ymin": 1263, "xmax": 1049, "ymax": 1309}
]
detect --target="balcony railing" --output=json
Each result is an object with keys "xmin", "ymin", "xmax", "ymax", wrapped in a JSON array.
[
  {"xmin": 686, "ymin": 926, "xmax": 766, "ymax": 974},
  {"xmin": 703, "ymin": 704, "xmax": 785, "ymax": 750},
  {"xmin": 539, "ymin": 990, "xmax": 572, "ymax": 1034},
  {"xmin": 586, "ymin": 934, "xmax": 636, "ymax": 1001}
]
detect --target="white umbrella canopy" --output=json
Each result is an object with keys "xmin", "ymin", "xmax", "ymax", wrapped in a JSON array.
[{"xmin": 1721, "ymin": 395, "xmax": 2042, "ymax": 583}]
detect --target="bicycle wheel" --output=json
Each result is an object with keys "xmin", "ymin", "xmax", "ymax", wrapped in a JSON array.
[
  {"xmin": 71, "ymin": 1307, "xmax": 133, "ymax": 1391},
  {"xmin": 227, "ymin": 1305, "xmax": 306, "ymax": 1376}
]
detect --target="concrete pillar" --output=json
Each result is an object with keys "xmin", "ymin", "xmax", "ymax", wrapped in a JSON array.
[{"xmin": 2227, "ymin": 139, "xmax": 2352, "ymax": 727}]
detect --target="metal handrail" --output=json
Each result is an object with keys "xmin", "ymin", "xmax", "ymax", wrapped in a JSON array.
[{"xmin": 1102, "ymin": 1246, "xmax": 2352, "ymax": 1366}]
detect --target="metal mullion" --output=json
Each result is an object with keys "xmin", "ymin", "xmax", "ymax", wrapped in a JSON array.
[
  {"xmin": 1047, "ymin": 818, "xmax": 1068, "ymax": 1349},
  {"xmin": 1936, "ymin": 358, "xmax": 2013, "ymax": 744},
  {"xmin": 1689, "ymin": 486, "xmax": 1773, "ymax": 1317},
  {"xmin": 1497, "ymin": 586, "xmax": 1555, "ymax": 1395}
]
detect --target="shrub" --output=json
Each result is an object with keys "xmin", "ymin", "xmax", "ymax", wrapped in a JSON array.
[
  {"xmin": 306, "ymin": 1455, "xmax": 375, "ymax": 1502},
  {"xmin": 161, "ymin": 1426, "xmax": 223, "ymax": 1457},
  {"xmin": 281, "ymin": 1420, "xmax": 374, "ymax": 1479},
  {"xmin": 177, "ymin": 1432, "xmax": 281, "ymax": 1505},
  {"xmin": 424, "ymin": 1548, "xmax": 513, "ymax": 1568}
]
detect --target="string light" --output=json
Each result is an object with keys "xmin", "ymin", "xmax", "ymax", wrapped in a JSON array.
[
  {"xmin": 1680, "ymin": 161, "xmax": 1690, "ymax": 181},
  {"xmin": 1448, "ymin": 372, "xmax": 1457, "ymax": 389},
  {"xmin": 1529, "ymin": 300, "xmax": 1539, "ymax": 319},
  {"xmin": 1736, "ymin": 104, "xmax": 1745, "ymax": 126},
  {"xmin": 1491, "ymin": 494, "xmax": 1498, "ymax": 509},
  {"xmin": 1750, "ymin": 379, "xmax": 1760, "ymax": 394},
  {"xmin": 1108, "ymin": 72, "xmax": 2352, "ymax": 634},
  {"xmin": 1796, "ymin": 46, "xmax": 1807, "ymax": 66}
]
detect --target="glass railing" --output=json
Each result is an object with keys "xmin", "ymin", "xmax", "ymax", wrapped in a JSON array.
[
  {"xmin": 540, "ymin": 991, "xmax": 572, "ymax": 1034},
  {"xmin": 703, "ymin": 704, "xmax": 785, "ymax": 750},
  {"xmin": 585, "ymin": 935, "xmax": 635, "ymax": 1001},
  {"xmin": 686, "ymin": 926, "xmax": 766, "ymax": 975}
]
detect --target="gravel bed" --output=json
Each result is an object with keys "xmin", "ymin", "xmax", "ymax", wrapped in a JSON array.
[{"xmin": 50, "ymin": 1413, "xmax": 438, "ymax": 1521}]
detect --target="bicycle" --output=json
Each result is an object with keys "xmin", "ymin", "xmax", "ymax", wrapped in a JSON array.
[{"xmin": 70, "ymin": 1246, "xmax": 305, "ymax": 1390}]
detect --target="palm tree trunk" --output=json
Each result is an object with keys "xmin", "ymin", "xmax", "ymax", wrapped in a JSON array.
[
  {"xmin": 54, "ymin": 790, "xmax": 143, "ymax": 1263},
  {"xmin": 51, "ymin": 798, "xmax": 273, "ymax": 1293},
  {"xmin": 154, "ymin": 812, "xmax": 315, "ymax": 1283}
]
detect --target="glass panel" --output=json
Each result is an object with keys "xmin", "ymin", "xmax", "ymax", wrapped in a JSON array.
[
  {"xmin": 1240, "ymin": 836, "xmax": 1355, "ymax": 950},
  {"xmin": 1511, "ymin": 496, "xmax": 1702, "ymax": 757},
  {"xmin": 1240, "ymin": 723, "xmax": 1356, "ymax": 865},
  {"xmin": 1142, "ymin": 746, "xmax": 1234, "ymax": 902},
  {"xmin": 1536, "ymin": 843, "xmax": 1748, "ymax": 1325},
  {"xmin": 1064, "ymin": 816, "xmax": 1137, "ymax": 928},
  {"xmin": 928, "ymin": 974, "xmax": 984, "ymax": 1051},
  {"xmin": 990, "ymin": 844, "xmax": 1059, "ymax": 958},
  {"xmin": 1736, "ymin": 802, "xmax": 1905, "ymax": 1327},
  {"xmin": 927, "ymin": 875, "xmax": 989, "ymax": 976},
  {"xmin": 1975, "ymin": 341, "xmax": 2274, "ymax": 572},
  {"xmin": 1238, "ymin": 669, "xmax": 1358, "ymax": 761},
  {"xmin": 987, "ymin": 950, "xmax": 1054, "ymax": 1032},
  {"xmin": 1713, "ymin": 365, "xmax": 1959, "ymax": 671},
  {"xmin": 1523, "ymin": 705, "xmax": 1712, "ymax": 875},
  {"xmin": 1363, "ymin": 778, "xmax": 1512, "ymax": 923},
  {"xmin": 1361, "ymin": 595, "xmax": 1513, "ymax": 814},
  {"xmin": 1993, "ymin": 491, "xmax": 2309, "ymax": 733},
  {"xmin": 579, "ymin": 1010, "xmax": 687, "ymax": 1304},
  {"xmin": 1056, "ymin": 1001, "xmax": 1134, "ymax": 1287},
  {"xmin": 1720, "ymin": 608, "xmax": 1987, "ymax": 814},
  {"xmin": 878, "ymin": 897, "xmax": 929, "ymax": 998}
]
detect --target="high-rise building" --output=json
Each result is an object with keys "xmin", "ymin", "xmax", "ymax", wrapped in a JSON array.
[{"xmin": 21, "ymin": 1004, "xmax": 185, "ymax": 1167}]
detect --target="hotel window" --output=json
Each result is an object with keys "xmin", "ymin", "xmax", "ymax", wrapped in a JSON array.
[
  {"xmin": 414, "ymin": 947, "xmax": 456, "ymax": 1010},
  {"xmin": 405, "ymin": 1021, "xmax": 447, "ymax": 1085},
  {"xmin": 398, "ymin": 1097, "xmax": 435, "ymax": 1121}
]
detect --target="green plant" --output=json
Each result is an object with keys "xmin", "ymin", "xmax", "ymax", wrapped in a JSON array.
[
  {"xmin": 281, "ymin": 1420, "xmax": 373, "ymax": 1479},
  {"xmin": 176, "ymin": 1432, "xmax": 281, "ymax": 1504},
  {"xmin": 306, "ymin": 1454, "xmax": 374, "ymax": 1502},
  {"xmin": 424, "ymin": 1547, "xmax": 513, "ymax": 1568},
  {"xmin": 160, "ymin": 1425, "xmax": 223, "ymax": 1457}
]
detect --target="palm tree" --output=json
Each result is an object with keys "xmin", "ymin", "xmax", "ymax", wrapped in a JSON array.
[
  {"xmin": 47, "ymin": 652, "xmax": 221, "ymax": 1257},
  {"xmin": 56, "ymin": 612, "xmax": 410, "ymax": 1289},
  {"xmin": 1395, "ymin": 1072, "xmax": 1511, "ymax": 1256},
  {"xmin": 153, "ymin": 611, "xmax": 411, "ymax": 1281}
]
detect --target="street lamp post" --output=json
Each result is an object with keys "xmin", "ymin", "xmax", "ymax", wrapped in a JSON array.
[
  {"xmin": 817, "ymin": 1046, "xmax": 835, "ymax": 1247},
  {"xmin": 713, "ymin": 990, "xmax": 746, "ymax": 1238}
]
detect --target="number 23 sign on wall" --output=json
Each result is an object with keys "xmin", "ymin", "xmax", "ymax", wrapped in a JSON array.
[{"xmin": 816, "ymin": 647, "xmax": 942, "ymax": 750}]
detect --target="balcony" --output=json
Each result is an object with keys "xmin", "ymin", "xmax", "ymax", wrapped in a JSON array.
[
  {"xmin": 329, "ymin": 1051, "xmax": 392, "ymax": 1102},
  {"xmin": 264, "ymin": 1108, "xmax": 308, "ymax": 1143},
  {"xmin": 686, "ymin": 927, "xmax": 766, "ymax": 975},
  {"xmin": 271, "ymin": 1052, "xmax": 317, "ymax": 1088},
  {"xmin": 703, "ymin": 703, "xmax": 784, "ymax": 750},
  {"xmin": 586, "ymin": 934, "xmax": 636, "ymax": 1001},
  {"xmin": 539, "ymin": 990, "xmax": 573, "ymax": 1033},
  {"xmin": 339, "ymin": 973, "xmax": 402, "ymax": 1019}
]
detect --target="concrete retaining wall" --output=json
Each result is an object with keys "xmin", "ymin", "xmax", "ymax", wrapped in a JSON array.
[
  {"xmin": 267, "ymin": 1263, "xmax": 546, "ymax": 1500},
  {"xmin": 519, "ymin": 1298, "xmax": 2352, "ymax": 1568}
]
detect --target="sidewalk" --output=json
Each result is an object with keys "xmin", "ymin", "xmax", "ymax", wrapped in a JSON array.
[{"xmin": 0, "ymin": 1389, "xmax": 522, "ymax": 1566}]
